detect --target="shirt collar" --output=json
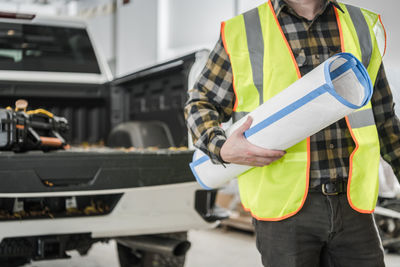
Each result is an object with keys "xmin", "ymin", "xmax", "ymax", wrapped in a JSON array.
[{"xmin": 272, "ymin": 0, "xmax": 344, "ymax": 18}]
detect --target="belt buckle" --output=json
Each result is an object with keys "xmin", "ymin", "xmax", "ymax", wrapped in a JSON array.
[{"xmin": 322, "ymin": 183, "xmax": 339, "ymax": 196}]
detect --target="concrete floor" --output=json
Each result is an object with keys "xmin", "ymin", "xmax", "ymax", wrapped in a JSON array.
[{"xmin": 25, "ymin": 228, "xmax": 400, "ymax": 267}]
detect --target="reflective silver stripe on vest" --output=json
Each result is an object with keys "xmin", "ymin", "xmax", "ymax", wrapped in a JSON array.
[
  {"xmin": 346, "ymin": 5, "xmax": 373, "ymax": 68},
  {"xmin": 347, "ymin": 109, "xmax": 376, "ymax": 129},
  {"xmin": 232, "ymin": 112, "xmax": 249, "ymax": 123},
  {"xmin": 243, "ymin": 8, "xmax": 264, "ymax": 105}
]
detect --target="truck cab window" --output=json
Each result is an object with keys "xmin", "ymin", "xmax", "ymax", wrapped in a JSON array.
[{"xmin": 0, "ymin": 22, "xmax": 101, "ymax": 73}]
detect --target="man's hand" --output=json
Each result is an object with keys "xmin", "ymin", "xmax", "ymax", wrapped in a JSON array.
[{"xmin": 220, "ymin": 116, "xmax": 286, "ymax": 167}]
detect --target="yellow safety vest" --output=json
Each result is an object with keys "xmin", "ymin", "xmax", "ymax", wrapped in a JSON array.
[{"xmin": 221, "ymin": 1, "xmax": 386, "ymax": 221}]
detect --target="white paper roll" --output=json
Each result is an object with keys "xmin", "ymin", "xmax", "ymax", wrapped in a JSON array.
[{"xmin": 190, "ymin": 53, "xmax": 373, "ymax": 189}]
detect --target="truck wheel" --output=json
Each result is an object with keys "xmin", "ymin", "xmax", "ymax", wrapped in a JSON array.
[
  {"xmin": 117, "ymin": 233, "xmax": 187, "ymax": 267},
  {"xmin": 117, "ymin": 244, "xmax": 185, "ymax": 267},
  {"xmin": 375, "ymin": 199, "xmax": 400, "ymax": 253}
]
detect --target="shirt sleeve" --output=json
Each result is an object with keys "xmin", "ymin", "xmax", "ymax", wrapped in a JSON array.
[
  {"xmin": 371, "ymin": 64, "xmax": 400, "ymax": 181},
  {"xmin": 184, "ymin": 37, "xmax": 235, "ymax": 164}
]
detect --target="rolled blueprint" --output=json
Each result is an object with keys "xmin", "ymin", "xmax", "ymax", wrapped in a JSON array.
[{"xmin": 190, "ymin": 53, "xmax": 373, "ymax": 189}]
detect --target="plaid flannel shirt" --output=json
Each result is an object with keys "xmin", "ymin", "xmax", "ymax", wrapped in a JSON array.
[{"xmin": 184, "ymin": 0, "xmax": 400, "ymax": 187}]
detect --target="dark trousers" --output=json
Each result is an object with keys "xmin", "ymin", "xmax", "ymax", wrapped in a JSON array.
[{"xmin": 253, "ymin": 192, "xmax": 385, "ymax": 267}]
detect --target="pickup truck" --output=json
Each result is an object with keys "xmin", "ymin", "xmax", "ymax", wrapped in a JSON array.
[{"xmin": 0, "ymin": 12, "xmax": 225, "ymax": 267}]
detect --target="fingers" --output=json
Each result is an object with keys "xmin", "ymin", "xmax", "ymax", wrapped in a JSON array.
[
  {"xmin": 241, "ymin": 143, "xmax": 286, "ymax": 167},
  {"xmin": 248, "ymin": 144, "xmax": 286, "ymax": 158},
  {"xmin": 240, "ymin": 156, "xmax": 283, "ymax": 167},
  {"xmin": 221, "ymin": 115, "xmax": 286, "ymax": 167}
]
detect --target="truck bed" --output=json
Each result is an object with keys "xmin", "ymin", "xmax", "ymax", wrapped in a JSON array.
[{"xmin": 0, "ymin": 51, "xmax": 216, "ymax": 227}]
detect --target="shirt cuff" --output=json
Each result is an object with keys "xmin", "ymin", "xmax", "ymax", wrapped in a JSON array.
[
  {"xmin": 207, "ymin": 134, "xmax": 228, "ymax": 164},
  {"xmin": 194, "ymin": 129, "xmax": 227, "ymax": 165}
]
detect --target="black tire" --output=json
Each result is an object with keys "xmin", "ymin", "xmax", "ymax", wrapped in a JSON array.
[
  {"xmin": 117, "ymin": 233, "xmax": 187, "ymax": 267},
  {"xmin": 375, "ymin": 199, "xmax": 400, "ymax": 254}
]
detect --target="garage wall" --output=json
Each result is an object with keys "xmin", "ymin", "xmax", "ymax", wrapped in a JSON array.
[
  {"xmin": 157, "ymin": 0, "xmax": 235, "ymax": 62},
  {"xmin": 116, "ymin": 0, "xmax": 158, "ymax": 77},
  {"xmin": 238, "ymin": 0, "xmax": 266, "ymax": 13},
  {"xmin": 85, "ymin": 0, "xmax": 158, "ymax": 77}
]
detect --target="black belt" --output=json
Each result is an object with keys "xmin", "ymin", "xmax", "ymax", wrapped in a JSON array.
[{"xmin": 309, "ymin": 180, "xmax": 347, "ymax": 196}]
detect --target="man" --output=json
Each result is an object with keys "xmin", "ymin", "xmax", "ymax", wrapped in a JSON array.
[{"xmin": 185, "ymin": 0, "xmax": 400, "ymax": 266}]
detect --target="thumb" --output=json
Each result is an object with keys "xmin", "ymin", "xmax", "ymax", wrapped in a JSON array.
[{"xmin": 237, "ymin": 116, "xmax": 253, "ymax": 134}]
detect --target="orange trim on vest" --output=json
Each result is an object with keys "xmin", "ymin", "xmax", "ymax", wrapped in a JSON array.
[
  {"xmin": 378, "ymin": 15, "xmax": 387, "ymax": 57},
  {"xmin": 221, "ymin": 21, "xmax": 239, "ymax": 112},
  {"xmin": 334, "ymin": 7, "xmax": 345, "ymax": 52},
  {"xmin": 268, "ymin": 1, "xmax": 301, "ymax": 79},
  {"xmin": 344, "ymin": 116, "xmax": 374, "ymax": 214}
]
